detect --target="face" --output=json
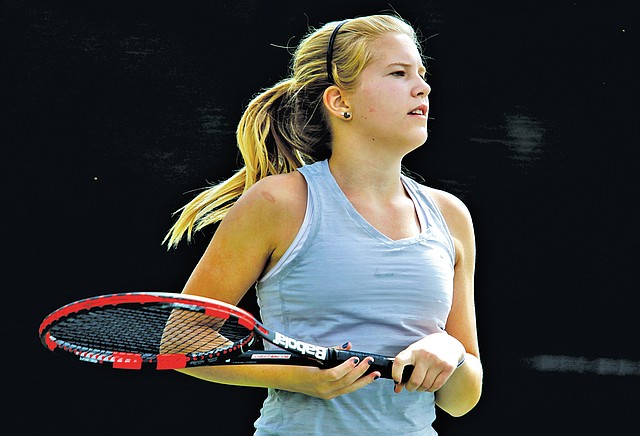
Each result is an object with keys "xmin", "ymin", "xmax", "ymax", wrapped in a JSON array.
[{"xmin": 344, "ymin": 33, "xmax": 431, "ymax": 153}]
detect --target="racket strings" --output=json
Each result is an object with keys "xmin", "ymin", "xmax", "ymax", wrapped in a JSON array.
[
  {"xmin": 160, "ymin": 309, "xmax": 246, "ymax": 355},
  {"xmin": 49, "ymin": 306, "xmax": 168, "ymax": 355},
  {"xmin": 47, "ymin": 303, "xmax": 253, "ymax": 358}
]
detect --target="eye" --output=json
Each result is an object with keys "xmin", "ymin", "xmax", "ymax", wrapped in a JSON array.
[{"xmin": 391, "ymin": 71, "xmax": 406, "ymax": 77}]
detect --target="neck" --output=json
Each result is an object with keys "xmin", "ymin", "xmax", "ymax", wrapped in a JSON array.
[{"xmin": 327, "ymin": 151, "xmax": 406, "ymax": 201}]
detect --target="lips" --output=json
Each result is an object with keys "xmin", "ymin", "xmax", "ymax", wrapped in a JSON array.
[{"xmin": 408, "ymin": 104, "xmax": 428, "ymax": 116}]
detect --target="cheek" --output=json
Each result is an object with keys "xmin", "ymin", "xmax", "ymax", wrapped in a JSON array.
[
  {"xmin": 362, "ymin": 92, "xmax": 382, "ymax": 116},
  {"xmin": 357, "ymin": 85, "xmax": 389, "ymax": 118},
  {"xmin": 357, "ymin": 106, "xmax": 377, "ymax": 121}
]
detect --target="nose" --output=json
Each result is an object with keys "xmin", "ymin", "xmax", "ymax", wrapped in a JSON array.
[{"xmin": 415, "ymin": 79, "xmax": 431, "ymax": 98}]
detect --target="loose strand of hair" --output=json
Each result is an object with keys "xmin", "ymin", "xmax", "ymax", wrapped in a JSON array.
[
  {"xmin": 163, "ymin": 168, "xmax": 246, "ymax": 248},
  {"xmin": 164, "ymin": 79, "xmax": 298, "ymax": 248}
]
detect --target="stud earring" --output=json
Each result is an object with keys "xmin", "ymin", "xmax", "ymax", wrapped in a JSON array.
[{"xmin": 343, "ymin": 112, "xmax": 351, "ymax": 119}]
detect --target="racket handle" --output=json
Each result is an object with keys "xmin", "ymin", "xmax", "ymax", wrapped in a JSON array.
[{"xmin": 332, "ymin": 349, "xmax": 413, "ymax": 383}]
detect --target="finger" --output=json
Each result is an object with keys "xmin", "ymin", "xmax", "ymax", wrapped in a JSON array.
[
  {"xmin": 342, "ymin": 356, "xmax": 374, "ymax": 379},
  {"xmin": 394, "ymin": 382, "xmax": 403, "ymax": 394},
  {"xmin": 318, "ymin": 357, "xmax": 379, "ymax": 396},
  {"xmin": 408, "ymin": 356, "xmax": 456, "ymax": 392},
  {"xmin": 391, "ymin": 354, "xmax": 413, "ymax": 385},
  {"xmin": 339, "ymin": 356, "xmax": 373, "ymax": 382},
  {"xmin": 332, "ymin": 341, "xmax": 352, "ymax": 350},
  {"xmin": 339, "ymin": 356, "xmax": 381, "ymax": 384},
  {"xmin": 424, "ymin": 366, "xmax": 454, "ymax": 392},
  {"xmin": 403, "ymin": 362, "xmax": 429, "ymax": 392},
  {"xmin": 332, "ymin": 363, "xmax": 380, "ymax": 396}
]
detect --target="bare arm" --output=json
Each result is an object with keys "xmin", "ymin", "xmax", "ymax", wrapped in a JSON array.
[
  {"xmin": 173, "ymin": 172, "xmax": 380, "ymax": 398},
  {"xmin": 391, "ymin": 188, "xmax": 482, "ymax": 416},
  {"xmin": 431, "ymin": 189, "xmax": 482, "ymax": 416}
]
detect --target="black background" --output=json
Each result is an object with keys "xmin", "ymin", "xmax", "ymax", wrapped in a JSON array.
[{"xmin": 4, "ymin": 0, "xmax": 639, "ymax": 434}]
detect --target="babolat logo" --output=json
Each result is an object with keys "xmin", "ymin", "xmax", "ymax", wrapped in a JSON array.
[{"xmin": 273, "ymin": 332, "xmax": 327, "ymax": 359}]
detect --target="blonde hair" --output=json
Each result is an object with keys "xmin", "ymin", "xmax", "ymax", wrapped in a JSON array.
[{"xmin": 164, "ymin": 14, "xmax": 419, "ymax": 247}]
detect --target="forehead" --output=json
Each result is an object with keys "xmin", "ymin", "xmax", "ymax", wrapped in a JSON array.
[{"xmin": 369, "ymin": 33, "xmax": 423, "ymax": 67}]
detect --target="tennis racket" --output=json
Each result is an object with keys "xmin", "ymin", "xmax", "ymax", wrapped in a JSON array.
[{"xmin": 39, "ymin": 292, "xmax": 412, "ymax": 382}]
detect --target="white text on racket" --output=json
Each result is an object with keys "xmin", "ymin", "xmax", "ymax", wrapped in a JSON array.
[{"xmin": 273, "ymin": 332, "xmax": 327, "ymax": 360}]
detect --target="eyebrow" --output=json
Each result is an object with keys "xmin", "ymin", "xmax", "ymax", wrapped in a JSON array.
[{"xmin": 387, "ymin": 62, "xmax": 427, "ymax": 74}]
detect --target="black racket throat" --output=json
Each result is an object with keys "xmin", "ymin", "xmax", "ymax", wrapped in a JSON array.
[{"xmin": 259, "ymin": 328, "xmax": 412, "ymax": 382}]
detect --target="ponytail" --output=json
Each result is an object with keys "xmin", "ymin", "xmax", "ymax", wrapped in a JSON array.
[
  {"xmin": 164, "ymin": 78, "xmax": 323, "ymax": 248},
  {"xmin": 165, "ymin": 14, "xmax": 415, "ymax": 248}
]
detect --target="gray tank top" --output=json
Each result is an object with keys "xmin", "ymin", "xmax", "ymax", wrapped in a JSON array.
[{"xmin": 254, "ymin": 160, "xmax": 455, "ymax": 435}]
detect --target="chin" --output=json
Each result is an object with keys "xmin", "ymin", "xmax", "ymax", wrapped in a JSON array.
[
  {"xmin": 409, "ymin": 131, "xmax": 429, "ymax": 149},
  {"xmin": 399, "ymin": 138, "xmax": 427, "ymax": 157}
]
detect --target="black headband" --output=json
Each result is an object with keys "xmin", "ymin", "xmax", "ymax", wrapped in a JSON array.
[{"xmin": 326, "ymin": 20, "xmax": 349, "ymax": 83}]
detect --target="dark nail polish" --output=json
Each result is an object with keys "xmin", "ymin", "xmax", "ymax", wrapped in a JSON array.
[{"xmin": 342, "ymin": 342, "xmax": 350, "ymax": 348}]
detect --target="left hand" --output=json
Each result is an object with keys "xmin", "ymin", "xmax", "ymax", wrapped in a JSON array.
[{"xmin": 391, "ymin": 332, "xmax": 465, "ymax": 393}]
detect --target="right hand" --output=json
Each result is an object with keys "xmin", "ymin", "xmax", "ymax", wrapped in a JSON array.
[{"xmin": 287, "ymin": 342, "xmax": 381, "ymax": 400}]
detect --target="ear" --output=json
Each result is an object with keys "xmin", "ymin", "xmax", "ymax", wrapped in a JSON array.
[{"xmin": 323, "ymin": 86, "xmax": 351, "ymax": 119}]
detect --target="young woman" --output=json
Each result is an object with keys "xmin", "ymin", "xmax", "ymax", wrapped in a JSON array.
[{"xmin": 165, "ymin": 14, "xmax": 482, "ymax": 435}]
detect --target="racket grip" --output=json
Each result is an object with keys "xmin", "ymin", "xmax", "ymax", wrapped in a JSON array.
[{"xmin": 332, "ymin": 349, "xmax": 413, "ymax": 383}]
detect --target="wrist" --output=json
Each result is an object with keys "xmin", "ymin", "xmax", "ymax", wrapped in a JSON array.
[
  {"xmin": 442, "ymin": 330, "xmax": 466, "ymax": 369},
  {"xmin": 456, "ymin": 352, "xmax": 466, "ymax": 368}
]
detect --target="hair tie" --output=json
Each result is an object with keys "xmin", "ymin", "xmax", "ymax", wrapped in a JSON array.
[{"xmin": 326, "ymin": 20, "xmax": 349, "ymax": 83}]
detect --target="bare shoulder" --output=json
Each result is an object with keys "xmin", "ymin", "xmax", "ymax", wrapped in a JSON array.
[
  {"xmin": 254, "ymin": 171, "xmax": 307, "ymax": 198},
  {"xmin": 240, "ymin": 171, "xmax": 307, "ymax": 216},
  {"xmin": 229, "ymin": 171, "xmax": 308, "ymax": 258},
  {"xmin": 426, "ymin": 187, "xmax": 474, "ymax": 240},
  {"xmin": 190, "ymin": 171, "xmax": 308, "ymax": 303}
]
